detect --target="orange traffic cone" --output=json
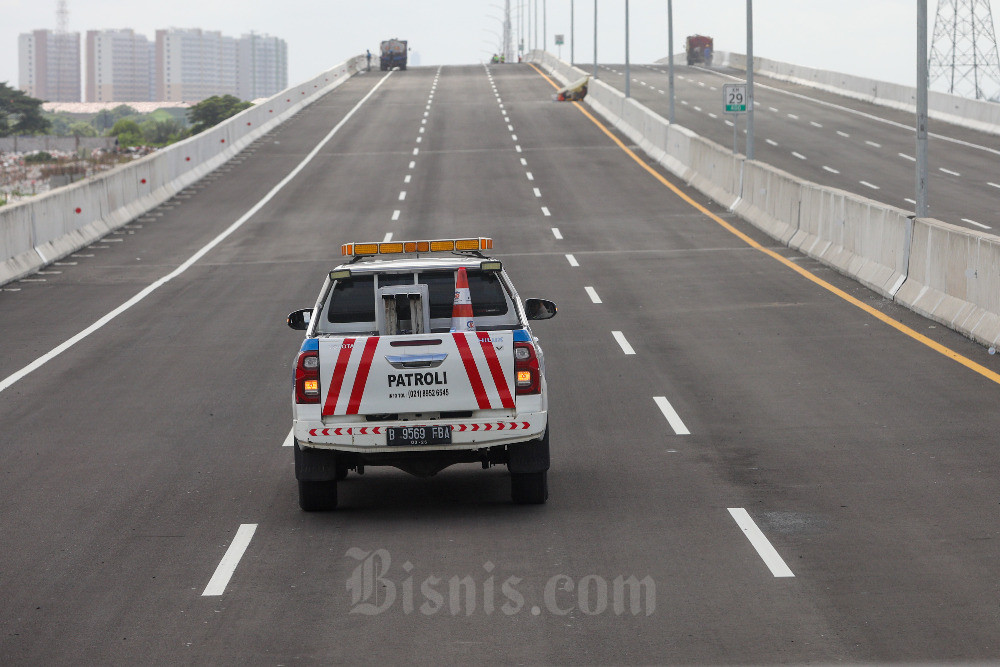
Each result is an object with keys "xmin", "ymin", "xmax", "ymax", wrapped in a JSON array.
[{"xmin": 450, "ymin": 267, "xmax": 476, "ymax": 332}]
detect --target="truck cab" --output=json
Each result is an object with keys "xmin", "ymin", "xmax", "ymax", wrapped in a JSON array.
[{"xmin": 287, "ymin": 237, "xmax": 557, "ymax": 510}]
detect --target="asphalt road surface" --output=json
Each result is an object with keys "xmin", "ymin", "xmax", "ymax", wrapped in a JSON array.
[
  {"xmin": 593, "ymin": 61, "xmax": 1000, "ymax": 235},
  {"xmin": 2, "ymin": 63, "xmax": 1000, "ymax": 664}
]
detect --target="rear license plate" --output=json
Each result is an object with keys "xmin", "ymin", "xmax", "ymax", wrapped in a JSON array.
[{"xmin": 386, "ymin": 425, "xmax": 452, "ymax": 447}]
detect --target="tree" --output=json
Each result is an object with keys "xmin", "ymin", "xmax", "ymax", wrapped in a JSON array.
[
  {"xmin": 108, "ymin": 118, "xmax": 143, "ymax": 147},
  {"xmin": 0, "ymin": 82, "xmax": 51, "ymax": 136},
  {"xmin": 68, "ymin": 121, "xmax": 97, "ymax": 137},
  {"xmin": 140, "ymin": 118, "xmax": 184, "ymax": 145},
  {"xmin": 187, "ymin": 95, "xmax": 252, "ymax": 134}
]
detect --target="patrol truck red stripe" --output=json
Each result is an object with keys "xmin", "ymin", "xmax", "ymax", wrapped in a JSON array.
[
  {"xmin": 452, "ymin": 333, "xmax": 491, "ymax": 409},
  {"xmin": 477, "ymin": 332, "xmax": 514, "ymax": 409},
  {"xmin": 347, "ymin": 337, "xmax": 381, "ymax": 414},
  {"xmin": 322, "ymin": 338, "xmax": 356, "ymax": 416}
]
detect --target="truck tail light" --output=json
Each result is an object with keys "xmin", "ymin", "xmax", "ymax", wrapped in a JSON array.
[
  {"xmin": 514, "ymin": 342, "xmax": 540, "ymax": 395},
  {"xmin": 295, "ymin": 350, "xmax": 320, "ymax": 404}
]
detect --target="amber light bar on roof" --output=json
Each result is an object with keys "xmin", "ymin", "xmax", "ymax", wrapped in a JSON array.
[{"xmin": 341, "ymin": 237, "xmax": 493, "ymax": 257}]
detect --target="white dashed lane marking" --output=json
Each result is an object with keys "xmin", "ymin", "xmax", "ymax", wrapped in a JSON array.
[
  {"xmin": 612, "ymin": 331, "xmax": 636, "ymax": 355},
  {"xmin": 202, "ymin": 524, "xmax": 258, "ymax": 596},
  {"xmin": 653, "ymin": 396, "xmax": 690, "ymax": 435},
  {"xmin": 728, "ymin": 508, "xmax": 795, "ymax": 578}
]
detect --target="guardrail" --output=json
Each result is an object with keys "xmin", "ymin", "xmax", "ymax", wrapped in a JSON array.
[
  {"xmin": 528, "ymin": 50, "xmax": 1000, "ymax": 351},
  {"xmin": 723, "ymin": 52, "xmax": 1000, "ymax": 137},
  {"xmin": 0, "ymin": 55, "xmax": 367, "ymax": 286}
]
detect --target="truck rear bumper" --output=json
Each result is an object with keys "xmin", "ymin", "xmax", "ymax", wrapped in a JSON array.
[{"xmin": 295, "ymin": 412, "xmax": 546, "ymax": 453}]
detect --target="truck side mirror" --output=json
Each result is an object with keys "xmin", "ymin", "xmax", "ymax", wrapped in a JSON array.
[
  {"xmin": 525, "ymin": 298, "xmax": 557, "ymax": 321},
  {"xmin": 287, "ymin": 308, "xmax": 312, "ymax": 330}
]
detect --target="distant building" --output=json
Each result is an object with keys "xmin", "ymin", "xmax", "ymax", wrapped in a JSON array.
[
  {"xmin": 155, "ymin": 28, "xmax": 239, "ymax": 102},
  {"xmin": 18, "ymin": 29, "xmax": 82, "ymax": 102},
  {"xmin": 85, "ymin": 29, "xmax": 154, "ymax": 102},
  {"xmin": 237, "ymin": 32, "xmax": 289, "ymax": 100}
]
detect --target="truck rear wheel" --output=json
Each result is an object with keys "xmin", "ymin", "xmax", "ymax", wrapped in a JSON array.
[
  {"xmin": 511, "ymin": 471, "xmax": 548, "ymax": 504},
  {"xmin": 298, "ymin": 480, "xmax": 338, "ymax": 511}
]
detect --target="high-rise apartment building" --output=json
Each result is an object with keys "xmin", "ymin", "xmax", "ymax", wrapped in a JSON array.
[
  {"xmin": 18, "ymin": 29, "xmax": 82, "ymax": 102},
  {"xmin": 155, "ymin": 28, "xmax": 239, "ymax": 102},
  {"xmin": 85, "ymin": 29, "xmax": 154, "ymax": 102},
  {"xmin": 237, "ymin": 33, "xmax": 289, "ymax": 100}
]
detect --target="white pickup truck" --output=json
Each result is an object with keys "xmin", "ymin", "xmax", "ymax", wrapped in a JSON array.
[{"xmin": 287, "ymin": 237, "xmax": 557, "ymax": 511}]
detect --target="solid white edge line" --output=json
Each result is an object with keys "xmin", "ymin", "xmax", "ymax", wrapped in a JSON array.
[
  {"xmin": 653, "ymin": 396, "xmax": 690, "ymax": 435},
  {"xmin": 202, "ymin": 523, "xmax": 258, "ymax": 596},
  {"xmin": 584, "ymin": 286, "xmax": 602, "ymax": 304},
  {"xmin": 0, "ymin": 72, "xmax": 394, "ymax": 395},
  {"xmin": 727, "ymin": 508, "xmax": 795, "ymax": 578},
  {"xmin": 612, "ymin": 331, "xmax": 636, "ymax": 355}
]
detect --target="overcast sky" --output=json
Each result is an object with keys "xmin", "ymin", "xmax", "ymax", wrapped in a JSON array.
[{"xmin": 0, "ymin": 1, "xmax": 983, "ymax": 98}]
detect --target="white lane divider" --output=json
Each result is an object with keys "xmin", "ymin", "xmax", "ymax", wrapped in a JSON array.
[
  {"xmin": 822, "ymin": 166, "xmax": 840, "ymax": 174},
  {"xmin": 398, "ymin": 191, "xmax": 406, "ymax": 201},
  {"xmin": 859, "ymin": 181, "xmax": 881, "ymax": 190},
  {"xmin": 792, "ymin": 152, "xmax": 806, "ymax": 160},
  {"xmin": 612, "ymin": 331, "xmax": 636, "ymax": 355},
  {"xmin": 282, "ymin": 428, "xmax": 294, "ymax": 447},
  {"xmin": 202, "ymin": 524, "xmax": 258, "ymax": 596},
  {"xmin": 653, "ymin": 396, "xmax": 690, "ymax": 435},
  {"xmin": 584, "ymin": 286, "xmax": 602, "ymax": 304},
  {"xmin": 0, "ymin": 71, "xmax": 394, "ymax": 396},
  {"xmin": 565, "ymin": 254, "xmax": 579, "ymax": 267},
  {"xmin": 865, "ymin": 140, "xmax": 882, "ymax": 148},
  {"xmin": 392, "ymin": 210, "xmax": 401, "ymax": 221},
  {"xmin": 541, "ymin": 206, "xmax": 551, "ymax": 217},
  {"xmin": 989, "ymin": 182, "xmax": 1000, "ymax": 190},
  {"xmin": 898, "ymin": 153, "xmax": 916, "ymax": 162},
  {"xmin": 551, "ymin": 228, "xmax": 562, "ymax": 239},
  {"xmin": 727, "ymin": 508, "xmax": 795, "ymax": 578},
  {"xmin": 962, "ymin": 218, "xmax": 992, "ymax": 230},
  {"xmin": 382, "ymin": 232, "xmax": 394, "ymax": 242},
  {"xmin": 939, "ymin": 167, "xmax": 961, "ymax": 177}
]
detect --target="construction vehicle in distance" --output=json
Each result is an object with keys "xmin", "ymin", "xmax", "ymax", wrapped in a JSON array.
[
  {"xmin": 380, "ymin": 39, "xmax": 408, "ymax": 71},
  {"xmin": 685, "ymin": 35, "xmax": 713, "ymax": 66}
]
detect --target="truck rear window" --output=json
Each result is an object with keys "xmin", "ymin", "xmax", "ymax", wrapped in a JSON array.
[{"xmin": 323, "ymin": 269, "xmax": 512, "ymax": 330}]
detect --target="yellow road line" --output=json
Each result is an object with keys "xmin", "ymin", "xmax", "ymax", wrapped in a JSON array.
[{"xmin": 528, "ymin": 63, "xmax": 1000, "ymax": 386}]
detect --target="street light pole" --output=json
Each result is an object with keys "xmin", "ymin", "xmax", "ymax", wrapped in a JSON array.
[
  {"xmin": 571, "ymin": 0, "xmax": 575, "ymax": 64},
  {"xmin": 668, "ymin": 0, "xmax": 675, "ymax": 123},
  {"xmin": 917, "ymin": 0, "xmax": 929, "ymax": 217},
  {"xmin": 593, "ymin": 0, "xmax": 598, "ymax": 78},
  {"xmin": 625, "ymin": 0, "xmax": 631, "ymax": 97},
  {"xmin": 746, "ymin": 0, "xmax": 755, "ymax": 160}
]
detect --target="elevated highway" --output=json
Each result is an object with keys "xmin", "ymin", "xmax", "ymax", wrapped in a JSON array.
[
  {"xmin": 593, "ymin": 61, "xmax": 1000, "ymax": 233},
  {"xmin": 2, "ymin": 62, "xmax": 1000, "ymax": 663}
]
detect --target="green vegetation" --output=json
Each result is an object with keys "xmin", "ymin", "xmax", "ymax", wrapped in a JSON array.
[
  {"xmin": 33, "ymin": 96, "xmax": 253, "ymax": 148},
  {"xmin": 187, "ymin": 95, "xmax": 253, "ymax": 134},
  {"xmin": 0, "ymin": 82, "xmax": 51, "ymax": 136}
]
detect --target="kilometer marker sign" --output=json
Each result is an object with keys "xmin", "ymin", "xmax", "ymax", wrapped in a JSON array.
[{"xmin": 723, "ymin": 83, "xmax": 748, "ymax": 113}]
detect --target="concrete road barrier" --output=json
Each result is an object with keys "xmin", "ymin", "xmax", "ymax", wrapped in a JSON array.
[
  {"xmin": 529, "ymin": 50, "xmax": 1000, "ymax": 350},
  {"xmin": 0, "ymin": 55, "xmax": 366, "ymax": 286}
]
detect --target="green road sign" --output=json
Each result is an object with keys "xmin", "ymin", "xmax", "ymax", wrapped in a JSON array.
[{"xmin": 723, "ymin": 83, "xmax": 747, "ymax": 113}]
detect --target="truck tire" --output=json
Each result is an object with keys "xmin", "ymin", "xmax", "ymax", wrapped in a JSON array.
[
  {"xmin": 298, "ymin": 480, "xmax": 338, "ymax": 511},
  {"xmin": 511, "ymin": 471, "xmax": 547, "ymax": 504}
]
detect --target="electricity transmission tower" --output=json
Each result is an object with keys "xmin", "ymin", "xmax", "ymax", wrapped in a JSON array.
[{"xmin": 929, "ymin": 0, "xmax": 1000, "ymax": 99}]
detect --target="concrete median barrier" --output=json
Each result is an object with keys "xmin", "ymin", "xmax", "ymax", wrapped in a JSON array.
[
  {"xmin": 0, "ymin": 55, "xmax": 366, "ymax": 286},
  {"xmin": 529, "ymin": 50, "xmax": 1000, "ymax": 350}
]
